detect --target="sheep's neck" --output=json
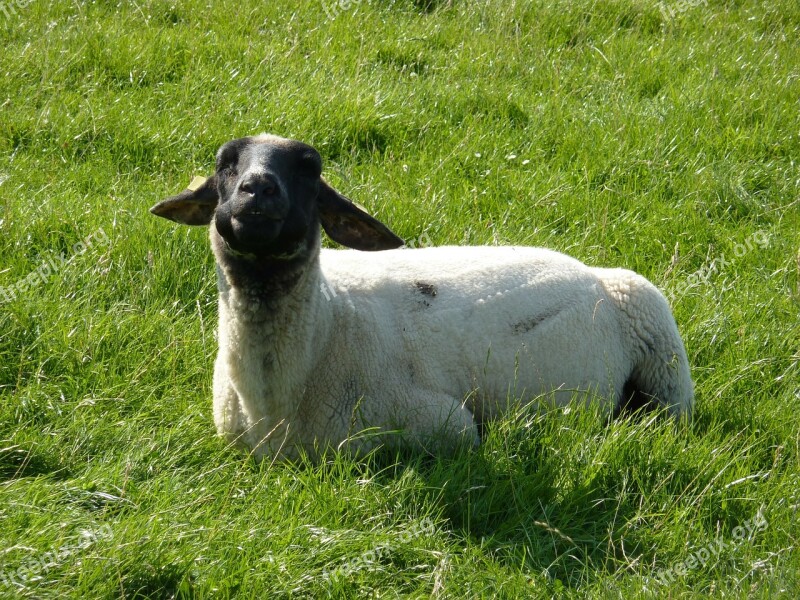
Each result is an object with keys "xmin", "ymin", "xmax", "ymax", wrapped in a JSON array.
[{"xmin": 213, "ymin": 240, "xmax": 332, "ymax": 453}]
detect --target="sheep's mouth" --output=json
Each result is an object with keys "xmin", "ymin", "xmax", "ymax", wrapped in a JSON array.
[
  {"xmin": 230, "ymin": 214, "xmax": 284, "ymax": 234},
  {"xmin": 233, "ymin": 212, "xmax": 283, "ymax": 224}
]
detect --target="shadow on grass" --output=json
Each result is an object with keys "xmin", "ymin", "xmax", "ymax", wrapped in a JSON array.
[
  {"xmin": 118, "ymin": 561, "xmax": 201, "ymax": 600},
  {"xmin": 0, "ymin": 441, "xmax": 72, "ymax": 481},
  {"xmin": 360, "ymin": 402, "xmax": 694, "ymax": 589}
]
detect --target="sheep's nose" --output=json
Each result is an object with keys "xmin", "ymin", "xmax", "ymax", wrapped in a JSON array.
[
  {"xmin": 239, "ymin": 174, "xmax": 278, "ymax": 197},
  {"xmin": 235, "ymin": 173, "xmax": 287, "ymax": 221}
]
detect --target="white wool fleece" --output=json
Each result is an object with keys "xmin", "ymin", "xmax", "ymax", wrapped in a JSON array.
[{"xmin": 212, "ymin": 244, "xmax": 693, "ymax": 460}]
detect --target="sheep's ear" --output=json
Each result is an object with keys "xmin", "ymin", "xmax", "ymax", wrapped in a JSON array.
[
  {"xmin": 150, "ymin": 175, "xmax": 218, "ymax": 226},
  {"xmin": 317, "ymin": 179, "xmax": 404, "ymax": 251}
]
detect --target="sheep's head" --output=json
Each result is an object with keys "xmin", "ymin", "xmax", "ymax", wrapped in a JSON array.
[{"xmin": 150, "ymin": 134, "xmax": 404, "ymax": 260}]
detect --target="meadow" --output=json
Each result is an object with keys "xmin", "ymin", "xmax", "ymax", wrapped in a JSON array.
[{"xmin": 0, "ymin": 0, "xmax": 798, "ymax": 597}]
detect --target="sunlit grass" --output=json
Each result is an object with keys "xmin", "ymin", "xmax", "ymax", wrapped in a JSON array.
[{"xmin": 0, "ymin": 0, "xmax": 798, "ymax": 597}]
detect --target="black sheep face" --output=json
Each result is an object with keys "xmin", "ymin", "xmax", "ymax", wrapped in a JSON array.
[
  {"xmin": 211, "ymin": 136, "xmax": 323, "ymax": 258},
  {"xmin": 150, "ymin": 134, "xmax": 404, "ymax": 260}
]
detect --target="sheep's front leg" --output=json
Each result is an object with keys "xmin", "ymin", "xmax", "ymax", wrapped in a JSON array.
[{"xmin": 390, "ymin": 392, "xmax": 481, "ymax": 455}]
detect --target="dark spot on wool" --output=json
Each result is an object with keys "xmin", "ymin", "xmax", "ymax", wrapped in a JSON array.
[
  {"xmin": 414, "ymin": 281, "xmax": 437, "ymax": 297},
  {"xmin": 513, "ymin": 316, "xmax": 545, "ymax": 334},
  {"xmin": 512, "ymin": 306, "xmax": 565, "ymax": 334}
]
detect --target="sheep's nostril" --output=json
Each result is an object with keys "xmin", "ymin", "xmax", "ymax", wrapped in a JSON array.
[
  {"xmin": 240, "ymin": 180, "xmax": 255, "ymax": 195},
  {"xmin": 239, "ymin": 176, "xmax": 277, "ymax": 197}
]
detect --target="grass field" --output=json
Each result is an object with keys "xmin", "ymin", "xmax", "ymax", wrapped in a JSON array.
[{"xmin": 1, "ymin": 0, "xmax": 798, "ymax": 597}]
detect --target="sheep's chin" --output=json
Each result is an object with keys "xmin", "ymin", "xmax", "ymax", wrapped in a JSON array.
[
  {"xmin": 230, "ymin": 216, "xmax": 282, "ymax": 241},
  {"xmin": 265, "ymin": 243, "xmax": 306, "ymax": 261},
  {"xmin": 216, "ymin": 216, "xmax": 299, "ymax": 260},
  {"xmin": 221, "ymin": 237, "xmax": 307, "ymax": 262}
]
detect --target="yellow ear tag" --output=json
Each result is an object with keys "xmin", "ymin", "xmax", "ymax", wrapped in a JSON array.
[{"xmin": 187, "ymin": 176, "xmax": 207, "ymax": 192}]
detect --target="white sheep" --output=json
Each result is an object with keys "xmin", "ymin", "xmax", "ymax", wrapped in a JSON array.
[{"xmin": 150, "ymin": 134, "xmax": 694, "ymax": 460}]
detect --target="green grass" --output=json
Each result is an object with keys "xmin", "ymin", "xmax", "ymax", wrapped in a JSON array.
[{"xmin": 1, "ymin": 0, "xmax": 798, "ymax": 597}]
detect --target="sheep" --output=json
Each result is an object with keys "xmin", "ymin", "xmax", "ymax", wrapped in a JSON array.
[{"xmin": 150, "ymin": 134, "xmax": 694, "ymax": 460}]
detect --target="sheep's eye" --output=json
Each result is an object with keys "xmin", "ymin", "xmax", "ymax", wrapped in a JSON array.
[{"xmin": 297, "ymin": 151, "xmax": 321, "ymax": 176}]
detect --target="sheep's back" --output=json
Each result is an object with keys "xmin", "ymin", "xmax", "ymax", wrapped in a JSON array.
[{"xmin": 317, "ymin": 246, "xmax": 630, "ymax": 416}]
